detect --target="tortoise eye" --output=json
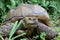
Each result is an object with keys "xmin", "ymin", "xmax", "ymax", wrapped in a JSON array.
[{"xmin": 29, "ymin": 18, "xmax": 31, "ymax": 20}]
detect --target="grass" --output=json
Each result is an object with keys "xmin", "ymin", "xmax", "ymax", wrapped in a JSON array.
[{"xmin": 9, "ymin": 20, "xmax": 24, "ymax": 40}]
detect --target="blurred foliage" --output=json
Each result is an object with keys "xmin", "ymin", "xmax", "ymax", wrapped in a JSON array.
[
  {"xmin": 40, "ymin": 32, "xmax": 46, "ymax": 40},
  {"xmin": 0, "ymin": 0, "xmax": 60, "ymax": 40},
  {"xmin": 33, "ymin": 35, "xmax": 39, "ymax": 40},
  {"xmin": 53, "ymin": 36, "xmax": 60, "ymax": 40}
]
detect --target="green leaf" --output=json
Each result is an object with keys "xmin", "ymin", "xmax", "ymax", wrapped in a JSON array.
[
  {"xmin": 12, "ymin": 33, "xmax": 26, "ymax": 40},
  {"xmin": 0, "ymin": 1, "xmax": 4, "ymax": 9},
  {"xmin": 40, "ymin": 32, "xmax": 46, "ymax": 40},
  {"xmin": 33, "ymin": 35, "xmax": 39, "ymax": 39},
  {"xmin": 54, "ymin": 36, "xmax": 60, "ymax": 40},
  {"xmin": 10, "ymin": 0, "xmax": 16, "ymax": 7},
  {"xmin": 31, "ymin": 0, "xmax": 38, "ymax": 3},
  {"xmin": 9, "ymin": 21, "xmax": 18, "ymax": 40},
  {"xmin": 15, "ymin": 0, "xmax": 24, "ymax": 5}
]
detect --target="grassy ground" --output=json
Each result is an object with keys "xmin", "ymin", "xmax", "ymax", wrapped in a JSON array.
[{"xmin": 0, "ymin": 0, "xmax": 60, "ymax": 40}]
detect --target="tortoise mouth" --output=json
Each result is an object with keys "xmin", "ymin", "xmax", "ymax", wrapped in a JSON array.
[{"xmin": 27, "ymin": 23, "xmax": 38, "ymax": 28}]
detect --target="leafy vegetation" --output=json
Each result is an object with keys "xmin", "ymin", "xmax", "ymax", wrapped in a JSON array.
[
  {"xmin": 0, "ymin": 0, "xmax": 60, "ymax": 40},
  {"xmin": 9, "ymin": 20, "xmax": 24, "ymax": 40}
]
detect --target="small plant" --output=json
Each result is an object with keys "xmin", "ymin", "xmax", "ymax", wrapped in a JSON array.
[
  {"xmin": 40, "ymin": 32, "xmax": 46, "ymax": 40},
  {"xmin": 20, "ymin": 38, "xmax": 28, "ymax": 40},
  {"xmin": 53, "ymin": 36, "xmax": 60, "ymax": 40},
  {"xmin": 33, "ymin": 35, "xmax": 39, "ymax": 39},
  {"xmin": 9, "ymin": 20, "xmax": 26, "ymax": 40}
]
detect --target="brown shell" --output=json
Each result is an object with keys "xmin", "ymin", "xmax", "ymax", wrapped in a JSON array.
[{"xmin": 6, "ymin": 4, "xmax": 50, "ymax": 26}]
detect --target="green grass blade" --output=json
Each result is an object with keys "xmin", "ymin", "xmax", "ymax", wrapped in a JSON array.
[
  {"xmin": 15, "ymin": 20, "xmax": 23, "ymax": 30},
  {"xmin": 12, "ymin": 33, "xmax": 26, "ymax": 40},
  {"xmin": 9, "ymin": 20, "xmax": 23, "ymax": 40},
  {"xmin": 9, "ymin": 21, "xmax": 18, "ymax": 40}
]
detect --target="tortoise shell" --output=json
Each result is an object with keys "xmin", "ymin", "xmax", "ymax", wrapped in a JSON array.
[{"xmin": 6, "ymin": 4, "xmax": 50, "ymax": 26}]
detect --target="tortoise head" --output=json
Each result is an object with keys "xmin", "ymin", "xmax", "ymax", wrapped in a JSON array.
[{"xmin": 23, "ymin": 16, "xmax": 38, "ymax": 28}]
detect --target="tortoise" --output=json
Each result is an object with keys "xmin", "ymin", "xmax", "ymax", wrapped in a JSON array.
[{"xmin": 0, "ymin": 4, "xmax": 50, "ymax": 37}]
